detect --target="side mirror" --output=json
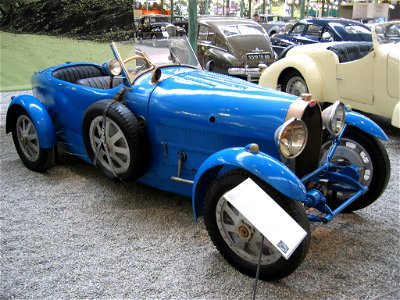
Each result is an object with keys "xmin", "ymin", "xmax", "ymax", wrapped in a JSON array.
[{"xmin": 205, "ymin": 60, "xmax": 215, "ymax": 72}]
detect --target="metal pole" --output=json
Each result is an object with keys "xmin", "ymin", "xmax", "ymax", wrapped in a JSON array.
[
  {"xmin": 188, "ymin": 0, "xmax": 197, "ymax": 50},
  {"xmin": 170, "ymin": 0, "xmax": 174, "ymax": 19},
  {"xmin": 262, "ymin": 0, "xmax": 266, "ymax": 15},
  {"xmin": 300, "ymin": 0, "xmax": 305, "ymax": 18},
  {"xmin": 249, "ymin": 0, "xmax": 252, "ymax": 19}
]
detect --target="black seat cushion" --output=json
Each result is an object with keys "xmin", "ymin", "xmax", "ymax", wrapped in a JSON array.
[
  {"xmin": 328, "ymin": 42, "xmax": 373, "ymax": 63},
  {"xmin": 76, "ymin": 76, "xmax": 124, "ymax": 89},
  {"xmin": 52, "ymin": 65, "xmax": 104, "ymax": 83}
]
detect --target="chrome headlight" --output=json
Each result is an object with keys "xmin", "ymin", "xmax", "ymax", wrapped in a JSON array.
[
  {"xmin": 102, "ymin": 58, "xmax": 121, "ymax": 76},
  {"xmin": 161, "ymin": 26, "xmax": 166, "ymax": 31},
  {"xmin": 322, "ymin": 101, "xmax": 346, "ymax": 136},
  {"xmin": 274, "ymin": 118, "xmax": 308, "ymax": 159}
]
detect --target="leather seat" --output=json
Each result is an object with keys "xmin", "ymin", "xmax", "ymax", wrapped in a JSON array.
[
  {"xmin": 328, "ymin": 42, "xmax": 373, "ymax": 63},
  {"xmin": 52, "ymin": 65, "xmax": 103, "ymax": 82},
  {"xmin": 76, "ymin": 76, "xmax": 124, "ymax": 89}
]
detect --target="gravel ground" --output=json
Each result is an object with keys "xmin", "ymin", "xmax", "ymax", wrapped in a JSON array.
[{"xmin": 1, "ymin": 91, "xmax": 399, "ymax": 299}]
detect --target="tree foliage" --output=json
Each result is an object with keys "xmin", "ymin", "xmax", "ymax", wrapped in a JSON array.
[{"xmin": 1, "ymin": 0, "xmax": 135, "ymax": 41}]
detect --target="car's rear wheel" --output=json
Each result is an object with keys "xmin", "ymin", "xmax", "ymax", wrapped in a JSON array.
[
  {"xmin": 321, "ymin": 126, "xmax": 390, "ymax": 212},
  {"xmin": 203, "ymin": 170, "xmax": 310, "ymax": 281},
  {"xmin": 280, "ymin": 70, "xmax": 308, "ymax": 96},
  {"xmin": 11, "ymin": 108, "xmax": 52, "ymax": 172},
  {"xmin": 82, "ymin": 100, "xmax": 148, "ymax": 181}
]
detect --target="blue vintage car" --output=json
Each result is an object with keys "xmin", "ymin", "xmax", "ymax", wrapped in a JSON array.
[
  {"xmin": 271, "ymin": 18, "xmax": 372, "ymax": 56},
  {"xmin": 6, "ymin": 37, "xmax": 390, "ymax": 281}
]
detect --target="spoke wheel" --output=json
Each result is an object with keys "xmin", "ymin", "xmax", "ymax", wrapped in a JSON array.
[
  {"xmin": 16, "ymin": 115, "xmax": 40, "ymax": 162},
  {"xmin": 11, "ymin": 108, "xmax": 52, "ymax": 172},
  {"xmin": 204, "ymin": 170, "xmax": 310, "ymax": 281},
  {"xmin": 216, "ymin": 197, "xmax": 282, "ymax": 265},
  {"xmin": 89, "ymin": 116, "xmax": 131, "ymax": 176},
  {"xmin": 321, "ymin": 126, "xmax": 390, "ymax": 212},
  {"xmin": 83, "ymin": 100, "xmax": 149, "ymax": 181}
]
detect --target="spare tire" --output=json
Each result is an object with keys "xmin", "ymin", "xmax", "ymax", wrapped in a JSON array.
[{"xmin": 82, "ymin": 100, "xmax": 148, "ymax": 181}]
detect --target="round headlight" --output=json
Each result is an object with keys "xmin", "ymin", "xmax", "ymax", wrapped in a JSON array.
[
  {"xmin": 102, "ymin": 58, "xmax": 121, "ymax": 76},
  {"xmin": 322, "ymin": 101, "xmax": 346, "ymax": 136},
  {"xmin": 274, "ymin": 118, "xmax": 308, "ymax": 159}
]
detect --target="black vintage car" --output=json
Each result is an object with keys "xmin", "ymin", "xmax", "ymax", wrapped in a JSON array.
[
  {"xmin": 271, "ymin": 17, "xmax": 372, "ymax": 56},
  {"xmin": 136, "ymin": 14, "xmax": 186, "ymax": 43},
  {"xmin": 197, "ymin": 17, "xmax": 276, "ymax": 82}
]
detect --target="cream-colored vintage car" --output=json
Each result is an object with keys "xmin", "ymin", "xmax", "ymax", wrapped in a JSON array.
[{"xmin": 259, "ymin": 22, "xmax": 400, "ymax": 128}]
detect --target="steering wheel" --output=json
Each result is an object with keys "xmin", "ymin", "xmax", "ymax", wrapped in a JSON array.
[{"xmin": 123, "ymin": 55, "xmax": 148, "ymax": 64}]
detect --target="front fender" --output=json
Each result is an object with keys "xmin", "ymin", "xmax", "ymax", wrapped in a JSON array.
[
  {"xmin": 345, "ymin": 111, "xmax": 388, "ymax": 141},
  {"xmin": 192, "ymin": 145, "xmax": 307, "ymax": 219},
  {"xmin": 259, "ymin": 54, "xmax": 323, "ymax": 100},
  {"xmin": 6, "ymin": 94, "xmax": 56, "ymax": 148}
]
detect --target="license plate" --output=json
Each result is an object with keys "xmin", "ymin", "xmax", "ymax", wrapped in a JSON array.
[{"xmin": 247, "ymin": 53, "xmax": 271, "ymax": 60}]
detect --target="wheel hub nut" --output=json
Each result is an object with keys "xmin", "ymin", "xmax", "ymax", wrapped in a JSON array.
[{"xmin": 237, "ymin": 221, "xmax": 253, "ymax": 241}]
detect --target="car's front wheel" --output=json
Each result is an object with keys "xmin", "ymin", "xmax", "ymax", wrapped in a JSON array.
[
  {"xmin": 321, "ymin": 126, "xmax": 390, "ymax": 212},
  {"xmin": 203, "ymin": 170, "xmax": 311, "ymax": 281},
  {"xmin": 280, "ymin": 70, "xmax": 308, "ymax": 96},
  {"xmin": 11, "ymin": 107, "xmax": 53, "ymax": 172}
]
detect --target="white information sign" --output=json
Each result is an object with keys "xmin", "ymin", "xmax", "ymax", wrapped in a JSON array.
[{"xmin": 223, "ymin": 178, "xmax": 307, "ymax": 259}]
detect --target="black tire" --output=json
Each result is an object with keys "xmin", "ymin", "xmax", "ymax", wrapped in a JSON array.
[
  {"xmin": 321, "ymin": 126, "xmax": 390, "ymax": 212},
  {"xmin": 11, "ymin": 107, "xmax": 53, "ymax": 172},
  {"xmin": 280, "ymin": 69, "xmax": 308, "ymax": 96},
  {"xmin": 82, "ymin": 100, "xmax": 148, "ymax": 181},
  {"xmin": 204, "ymin": 170, "xmax": 311, "ymax": 281}
]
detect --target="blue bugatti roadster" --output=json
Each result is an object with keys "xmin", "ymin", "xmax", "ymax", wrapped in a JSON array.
[{"xmin": 6, "ymin": 37, "xmax": 390, "ymax": 280}]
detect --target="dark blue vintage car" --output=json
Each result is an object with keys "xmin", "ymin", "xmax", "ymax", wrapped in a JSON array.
[
  {"xmin": 6, "ymin": 37, "xmax": 390, "ymax": 281},
  {"xmin": 271, "ymin": 17, "xmax": 372, "ymax": 56}
]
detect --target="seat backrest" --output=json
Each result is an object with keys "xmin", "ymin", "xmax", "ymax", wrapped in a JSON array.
[
  {"xmin": 76, "ymin": 76, "xmax": 124, "ymax": 89},
  {"xmin": 52, "ymin": 65, "xmax": 104, "ymax": 83},
  {"xmin": 328, "ymin": 42, "xmax": 373, "ymax": 63}
]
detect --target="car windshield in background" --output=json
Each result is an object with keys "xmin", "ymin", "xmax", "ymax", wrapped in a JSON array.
[
  {"xmin": 375, "ymin": 23, "xmax": 400, "ymax": 43},
  {"xmin": 330, "ymin": 22, "xmax": 372, "ymax": 41},
  {"xmin": 113, "ymin": 37, "xmax": 201, "ymax": 72},
  {"xmin": 220, "ymin": 25, "xmax": 267, "ymax": 37},
  {"xmin": 150, "ymin": 16, "xmax": 170, "ymax": 23}
]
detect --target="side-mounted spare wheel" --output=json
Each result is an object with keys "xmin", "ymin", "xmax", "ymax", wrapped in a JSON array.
[
  {"xmin": 82, "ymin": 100, "xmax": 149, "ymax": 181},
  {"xmin": 11, "ymin": 106, "xmax": 53, "ymax": 172}
]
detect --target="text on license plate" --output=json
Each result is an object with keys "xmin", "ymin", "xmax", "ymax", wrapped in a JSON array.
[{"xmin": 247, "ymin": 53, "xmax": 271, "ymax": 60}]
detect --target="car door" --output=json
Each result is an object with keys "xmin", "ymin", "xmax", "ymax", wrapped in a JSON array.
[{"xmin": 336, "ymin": 53, "xmax": 374, "ymax": 104}]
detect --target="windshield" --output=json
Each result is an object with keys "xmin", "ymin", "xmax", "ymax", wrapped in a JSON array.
[
  {"xmin": 220, "ymin": 25, "xmax": 267, "ymax": 37},
  {"xmin": 374, "ymin": 22, "xmax": 400, "ymax": 44},
  {"xmin": 110, "ymin": 37, "xmax": 201, "ymax": 85},
  {"xmin": 149, "ymin": 16, "xmax": 170, "ymax": 23}
]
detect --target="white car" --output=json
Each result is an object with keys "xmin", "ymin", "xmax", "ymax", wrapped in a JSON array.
[{"xmin": 259, "ymin": 21, "xmax": 400, "ymax": 128}]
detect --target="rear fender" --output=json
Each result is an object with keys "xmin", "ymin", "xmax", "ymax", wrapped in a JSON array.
[
  {"xmin": 192, "ymin": 144, "xmax": 307, "ymax": 220},
  {"xmin": 345, "ymin": 111, "xmax": 388, "ymax": 141},
  {"xmin": 6, "ymin": 95, "xmax": 56, "ymax": 148}
]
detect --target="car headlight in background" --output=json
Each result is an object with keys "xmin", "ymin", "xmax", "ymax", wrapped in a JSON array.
[
  {"xmin": 322, "ymin": 101, "xmax": 346, "ymax": 136},
  {"xmin": 274, "ymin": 118, "xmax": 308, "ymax": 159}
]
